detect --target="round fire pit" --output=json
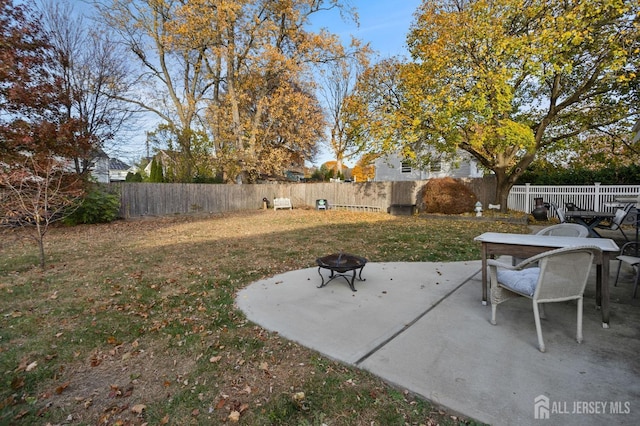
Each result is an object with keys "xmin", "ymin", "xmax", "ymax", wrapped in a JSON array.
[{"xmin": 316, "ymin": 253, "xmax": 367, "ymax": 291}]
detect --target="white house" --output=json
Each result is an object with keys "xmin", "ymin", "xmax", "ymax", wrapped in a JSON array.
[
  {"xmin": 89, "ymin": 152, "xmax": 132, "ymax": 183},
  {"xmin": 374, "ymin": 150, "xmax": 483, "ymax": 182},
  {"xmin": 108, "ymin": 158, "xmax": 132, "ymax": 182}
]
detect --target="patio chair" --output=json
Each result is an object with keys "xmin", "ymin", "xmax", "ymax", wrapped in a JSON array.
[
  {"xmin": 536, "ymin": 223, "xmax": 589, "ymax": 237},
  {"xmin": 614, "ymin": 241, "xmax": 640, "ymax": 298},
  {"xmin": 489, "ymin": 245, "xmax": 601, "ymax": 352},
  {"xmin": 548, "ymin": 202, "xmax": 567, "ymax": 223},
  {"xmin": 565, "ymin": 202, "xmax": 586, "ymax": 211},
  {"xmin": 512, "ymin": 224, "xmax": 589, "ymax": 265},
  {"xmin": 596, "ymin": 204, "xmax": 633, "ymax": 242}
]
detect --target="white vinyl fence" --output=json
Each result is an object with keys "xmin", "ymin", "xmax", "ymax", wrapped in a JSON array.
[{"xmin": 508, "ymin": 183, "xmax": 640, "ymax": 223}]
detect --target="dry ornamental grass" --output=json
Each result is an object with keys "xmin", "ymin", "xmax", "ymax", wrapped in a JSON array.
[{"xmin": 0, "ymin": 209, "xmax": 527, "ymax": 425}]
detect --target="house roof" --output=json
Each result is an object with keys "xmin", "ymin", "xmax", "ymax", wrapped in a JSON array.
[{"xmin": 109, "ymin": 158, "xmax": 130, "ymax": 170}]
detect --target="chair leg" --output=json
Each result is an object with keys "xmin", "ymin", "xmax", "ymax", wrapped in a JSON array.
[
  {"xmin": 533, "ymin": 301, "xmax": 545, "ymax": 352},
  {"xmin": 576, "ymin": 297, "xmax": 583, "ymax": 344},
  {"xmin": 615, "ymin": 260, "xmax": 623, "ymax": 287},
  {"xmin": 538, "ymin": 303, "xmax": 546, "ymax": 319},
  {"xmin": 491, "ymin": 303, "xmax": 497, "ymax": 325},
  {"xmin": 619, "ymin": 227, "xmax": 629, "ymax": 242},
  {"xmin": 633, "ymin": 267, "xmax": 640, "ymax": 299}
]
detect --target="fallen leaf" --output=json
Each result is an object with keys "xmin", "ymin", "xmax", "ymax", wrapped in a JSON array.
[
  {"xmin": 55, "ymin": 382, "xmax": 70, "ymax": 394},
  {"xmin": 25, "ymin": 361, "xmax": 38, "ymax": 372},
  {"xmin": 11, "ymin": 376, "xmax": 25, "ymax": 390},
  {"xmin": 131, "ymin": 404, "xmax": 146, "ymax": 414},
  {"xmin": 108, "ymin": 385, "xmax": 121, "ymax": 398},
  {"xmin": 228, "ymin": 411, "xmax": 240, "ymax": 422},
  {"xmin": 209, "ymin": 355, "xmax": 222, "ymax": 363},
  {"xmin": 215, "ymin": 398, "xmax": 226, "ymax": 410},
  {"xmin": 191, "ymin": 408, "xmax": 199, "ymax": 417},
  {"xmin": 90, "ymin": 354, "xmax": 101, "ymax": 367}
]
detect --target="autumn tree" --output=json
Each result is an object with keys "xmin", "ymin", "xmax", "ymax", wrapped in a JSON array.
[
  {"xmin": 95, "ymin": 0, "xmax": 354, "ymax": 183},
  {"xmin": 344, "ymin": 57, "xmax": 421, "ymax": 163},
  {"xmin": 1, "ymin": 157, "xmax": 84, "ymax": 268},
  {"xmin": 1, "ymin": 0, "xmax": 91, "ymax": 167},
  {"xmin": 179, "ymin": 0, "xmax": 351, "ymax": 183},
  {"xmin": 1, "ymin": 0, "xmax": 87, "ymax": 268},
  {"xmin": 317, "ymin": 45, "xmax": 371, "ymax": 176},
  {"xmin": 351, "ymin": 153, "xmax": 377, "ymax": 182},
  {"xmin": 38, "ymin": 0, "xmax": 137, "ymax": 176},
  {"xmin": 94, "ymin": 0, "xmax": 214, "ymax": 182},
  {"xmin": 353, "ymin": 0, "xmax": 640, "ymax": 210}
]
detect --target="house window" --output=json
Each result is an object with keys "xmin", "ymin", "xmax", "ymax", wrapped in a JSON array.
[
  {"xmin": 430, "ymin": 160, "xmax": 442, "ymax": 172},
  {"xmin": 401, "ymin": 161, "xmax": 412, "ymax": 173}
]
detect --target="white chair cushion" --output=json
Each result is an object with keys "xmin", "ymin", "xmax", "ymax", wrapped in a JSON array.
[{"xmin": 497, "ymin": 267, "xmax": 540, "ymax": 296}]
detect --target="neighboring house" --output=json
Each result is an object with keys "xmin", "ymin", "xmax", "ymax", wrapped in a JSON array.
[
  {"xmin": 108, "ymin": 158, "xmax": 132, "ymax": 182},
  {"xmin": 89, "ymin": 151, "xmax": 110, "ymax": 183},
  {"xmin": 89, "ymin": 153, "xmax": 132, "ymax": 183},
  {"xmin": 284, "ymin": 170, "xmax": 304, "ymax": 182},
  {"xmin": 374, "ymin": 150, "xmax": 483, "ymax": 182},
  {"xmin": 143, "ymin": 150, "xmax": 180, "ymax": 177}
]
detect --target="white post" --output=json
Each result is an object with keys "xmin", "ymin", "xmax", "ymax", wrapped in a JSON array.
[
  {"xmin": 525, "ymin": 183, "xmax": 531, "ymax": 213},
  {"xmin": 594, "ymin": 182, "xmax": 601, "ymax": 211}
]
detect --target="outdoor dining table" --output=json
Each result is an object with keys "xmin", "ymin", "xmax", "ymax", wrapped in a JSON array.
[
  {"xmin": 565, "ymin": 210, "xmax": 616, "ymax": 238},
  {"xmin": 474, "ymin": 232, "xmax": 620, "ymax": 328}
]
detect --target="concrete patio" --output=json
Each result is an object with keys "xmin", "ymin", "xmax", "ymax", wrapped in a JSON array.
[{"xmin": 237, "ymin": 231, "xmax": 640, "ymax": 425}]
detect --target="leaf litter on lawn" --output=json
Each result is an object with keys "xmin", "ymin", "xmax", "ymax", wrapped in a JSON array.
[{"xmin": 1, "ymin": 210, "xmax": 523, "ymax": 424}]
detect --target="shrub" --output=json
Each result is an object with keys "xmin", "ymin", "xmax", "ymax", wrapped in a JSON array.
[
  {"xmin": 125, "ymin": 171, "xmax": 143, "ymax": 182},
  {"xmin": 420, "ymin": 177, "xmax": 478, "ymax": 214},
  {"xmin": 64, "ymin": 186, "xmax": 120, "ymax": 225}
]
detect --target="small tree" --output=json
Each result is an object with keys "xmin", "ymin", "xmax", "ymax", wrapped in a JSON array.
[
  {"xmin": 149, "ymin": 157, "xmax": 164, "ymax": 183},
  {"xmin": 0, "ymin": 156, "xmax": 84, "ymax": 268}
]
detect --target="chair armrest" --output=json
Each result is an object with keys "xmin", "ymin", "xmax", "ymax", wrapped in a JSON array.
[
  {"xmin": 619, "ymin": 241, "xmax": 640, "ymax": 256},
  {"xmin": 489, "ymin": 245, "xmax": 603, "ymax": 271},
  {"xmin": 487, "ymin": 259, "xmax": 519, "ymax": 271}
]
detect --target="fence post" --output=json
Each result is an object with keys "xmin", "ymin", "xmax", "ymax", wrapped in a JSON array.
[
  {"xmin": 525, "ymin": 183, "xmax": 531, "ymax": 214},
  {"xmin": 594, "ymin": 182, "xmax": 601, "ymax": 211}
]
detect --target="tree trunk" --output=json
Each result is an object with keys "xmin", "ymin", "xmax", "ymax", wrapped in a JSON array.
[
  {"xmin": 35, "ymin": 222, "xmax": 46, "ymax": 269},
  {"xmin": 494, "ymin": 170, "xmax": 513, "ymax": 213}
]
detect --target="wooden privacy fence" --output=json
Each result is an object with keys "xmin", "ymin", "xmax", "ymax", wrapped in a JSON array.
[{"xmin": 114, "ymin": 178, "xmax": 496, "ymax": 218}]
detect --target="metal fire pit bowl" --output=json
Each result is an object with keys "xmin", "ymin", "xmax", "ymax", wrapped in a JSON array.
[{"xmin": 316, "ymin": 253, "xmax": 367, "ymax": 292}]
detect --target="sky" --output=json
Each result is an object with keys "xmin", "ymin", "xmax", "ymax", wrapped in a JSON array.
[
  {"xmin": 309, "ymin": 0, "xmax": 423, "ymax": 166},
  {"xmin": 313, "ymin": 0, "xmax": 422, "ymax": 58}
]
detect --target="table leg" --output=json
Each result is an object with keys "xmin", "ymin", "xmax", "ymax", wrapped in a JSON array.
[
  {"xmin": 481, "ymin": 243, "xmax": 488, "ymax": 305},
  {"xmin": 572, "ymin": 217, "xmax": 604, "ymax": 238},
  {"xmin": 601, "ymin": 254, "xmax": 610, "ymax": 328}
]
